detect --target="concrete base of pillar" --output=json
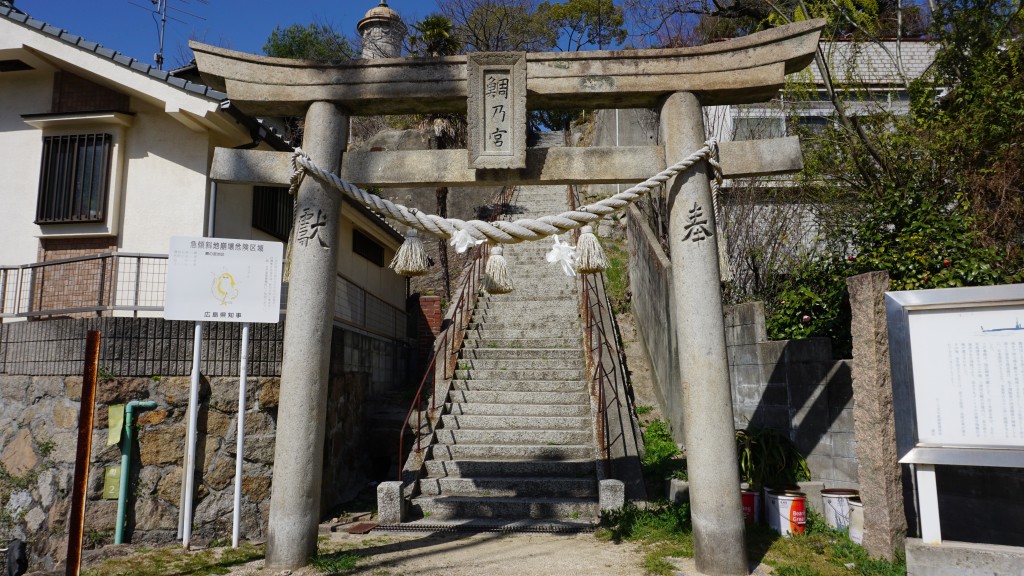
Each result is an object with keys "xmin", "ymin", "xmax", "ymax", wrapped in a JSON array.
[
  {"xmin": 906, "ymin": 538, "xmax": 1024, "ymax": 576},
  {"xmin": 668, "ymin": 479, "xmax": 689, "ymax": 504},
  {"xmin": 600, "ymin": 479, "xmax": 625, "ymax": 512},
  {"xmin": 377, "ymin": 481, "xmax": 405, "ymax": 524}
]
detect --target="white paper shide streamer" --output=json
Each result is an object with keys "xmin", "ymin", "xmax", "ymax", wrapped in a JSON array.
[{"xmin": 546, "ymin": 235, "xmax": 577, "ymax": 277}]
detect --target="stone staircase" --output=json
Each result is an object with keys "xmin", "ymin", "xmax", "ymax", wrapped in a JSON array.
[{"xmin": 409, "ymin": 185, "xmax": 600, "ymax": 524}]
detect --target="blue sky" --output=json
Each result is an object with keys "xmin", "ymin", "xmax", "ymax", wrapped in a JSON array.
[{"xmin": 14, "ymin": 0, "xmax": 436, "ymax": 68}]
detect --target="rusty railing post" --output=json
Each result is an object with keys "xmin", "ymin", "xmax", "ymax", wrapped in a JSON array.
[{"xmin": 66, "ymin": 330, "xmax": 100, "ymax": 576}]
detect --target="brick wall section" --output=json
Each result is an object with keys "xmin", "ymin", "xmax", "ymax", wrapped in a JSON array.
[
  {"xmin": 39, "ymin": 237, "xmax": 118, "ymax": 262},
  {"xmin": 51, "ymin": 72, "xmax": 130, "ymax": 114},
  {"xmin": 31, "ymin": 238, "xmax": 118, "ymax": 317},
  {"xmin": 413, "ymin": 294, "xmax": 442, "ymax": 377}
]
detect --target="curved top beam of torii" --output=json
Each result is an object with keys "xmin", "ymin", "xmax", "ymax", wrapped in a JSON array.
[{"xmin": 191, "ymin": 19, "xmax": 825, "ymax": 118}]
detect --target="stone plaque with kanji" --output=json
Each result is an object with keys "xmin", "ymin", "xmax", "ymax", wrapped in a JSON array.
[{"xmin": 467, "ymin": 52, "xmax": 527, "ymax": 170}]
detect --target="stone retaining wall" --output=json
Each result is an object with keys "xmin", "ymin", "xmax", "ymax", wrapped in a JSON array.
[{"xmin": 0, "ymin": 319, "xmax": 408, "ymax": 571}]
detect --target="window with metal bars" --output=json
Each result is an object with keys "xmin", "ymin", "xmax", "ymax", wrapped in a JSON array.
[
  {"xmin": 35, "ymin": 133, "xmax": 112, "ymax": 223},
  {"xmin": 252, "ymin": 186, "xmax": 293, "ymax": 241}
]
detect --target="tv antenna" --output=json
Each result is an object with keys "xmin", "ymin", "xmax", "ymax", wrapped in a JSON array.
[{"xmin": 127, "ymin": 0, "xmax": 208, "ymax": 69}]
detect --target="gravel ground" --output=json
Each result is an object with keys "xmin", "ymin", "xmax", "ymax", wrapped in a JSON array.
[{"xmin": 228, "ymin": 530, "xmax": 647, "ymax": 576}]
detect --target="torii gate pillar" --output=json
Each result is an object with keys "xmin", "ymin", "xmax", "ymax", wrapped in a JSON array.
[
  {"xmin": 661, "ymin": 92, "xmax": 748, "ymax": 575},
  {"xmin": 265, "ymin": 101, "xmax": 349, "ymax": 569}
]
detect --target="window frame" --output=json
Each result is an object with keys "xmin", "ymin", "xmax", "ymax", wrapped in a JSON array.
[{"xmin": 34, "ymin": 132, "xmax": 114, "ymax": 224}]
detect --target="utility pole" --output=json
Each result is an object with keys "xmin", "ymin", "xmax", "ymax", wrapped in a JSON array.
[{"xmin": 154, "ymin": 0, "xmax": 167, "ymax": 69}]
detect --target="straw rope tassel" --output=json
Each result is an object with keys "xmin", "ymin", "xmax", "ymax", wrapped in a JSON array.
[
  {"xmin": 390, "ymin": 229, "xmax": 430, "ymax": 276},
  {"xmin": 575, "ymin": 225, "xmax": 607, "ymax": 274},
  {"xmin": 484, "ymin": 245, "xmax": 514, "ymax": 294}
]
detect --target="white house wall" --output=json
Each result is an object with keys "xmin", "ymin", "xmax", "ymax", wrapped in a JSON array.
[
  {"xmin": 117, "ymin": 98, "xmax": 210, "ymax": 253},
  {"xmin": 338, "ymin": 210, "xmax": 405, "ymax": 311},
  {"xmin": 0, "ymin": 68, "xmax": 51, "ymax": 266},
  {"xmin": 212, "ymin": 183, "xmax": 281, "ymax": 243}
]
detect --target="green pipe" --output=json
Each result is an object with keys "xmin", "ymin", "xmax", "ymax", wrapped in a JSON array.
[{"xmin": 115, "ymin": 400, "xmax": 157, "ymax": 544}]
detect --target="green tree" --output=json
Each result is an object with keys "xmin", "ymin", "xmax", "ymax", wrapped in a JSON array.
[
  {"xmin": 538, "ymin": 0, "xmax": 627, "ymax": 51},
  {"xmin": 758, "ymin": 0, "xmax": 1024, "ymax": 355},
  {"xmin": 262, "ymin": 22, "xmax": 356, "ymax": 62},
  {"xmin": 410, "ymin": 14, "xmax": 464, "ymax": 56}
]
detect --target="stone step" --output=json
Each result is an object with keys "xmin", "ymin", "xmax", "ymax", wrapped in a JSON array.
[
  {"xmin": 463, "ymin": 330, "xmax": 581, "ymax": 342},
  {"xmin": 491, "ymin": 268, "xmax": 581, "ymax": 278},
  {"xmin": 424, "ymin": 458, "xmax": 595, "ymax": 478},
  {"xmin": 481, "ymin": 289, "xmax": 576, "ymax": 299},
  {"xmin": 389, "ymin": 518, "xmax": 598, "ymax": 532},
  {"xmin": 428, "ymin": 443, "xmax": 594, "ymax": 461},
  {"xmin": 418, "ymin": 476, "xmax": 598, "ymax": 498},
  {"xmin": 458, "ymin": 348, "xmax": 582, "ymax": 360},
  {"xmin": 411, "ymin": 495, "xmax": 599, "ymax": 521},
  {"xmin": 446, "ymin": 401, "xmax": 589, "ymax": 416},
  {"xmin": 468, "ymin": 312, "xmax": 580, "ymax": 324},
  {"xmin": 460, "ymin": 358, "xmax": 584, "ymax": 370},
  {"xmin": 440, "ymin": 414, "xmax": 590, "ymax": 430},
  {"xmin": 466, "ymin": 320, "xmax": 580, "ymax": 330},
  {"xmin": 469, "ymin": 310, "xmax": 579, "ymax": 322},
  {"xmin": 434, "ymin": 428, "xmax": 592, "ymax": 446},
  {"xmin": 448, "ymin": 389, "xmax": 588, "ymax": 406},
  {"xmin": 468, "ymin": 317, "xmax": 577, "ymax": 327},
  {"xmin": 462, "ymin": 337, "xmax": 582, "ymax": 349},
  {"xmin": 474, "ymin": 300, "xmax": 577, "ymax": 311},
  {"xmin": 450, "ymin": 381, "xmax": 588, "ymax": 395},
  {"xmin": 454, "ymin": 368, "xmax": 585, "ymax": 381}
]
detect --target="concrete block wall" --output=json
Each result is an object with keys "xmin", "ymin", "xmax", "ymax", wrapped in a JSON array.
[
  {"xmin": 627, "ymin": 208, "xmax": 858, "ymax": 488},
  {"xmin": 625, "ymin": 206, "xmax": 684, "ymax": 440},
  {"xmin": 0, "ymin": 318, "xmax": 284, "ymax": 377},
  {"xmin": 0, "ymin": 317, "xmax": 409, "ymax": 392},
  {"xmin": 726, "ymin": 303, "xmax": 857, "ymax": 488}
]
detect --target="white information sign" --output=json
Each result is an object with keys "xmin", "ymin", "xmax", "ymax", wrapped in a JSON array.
[
  {"xmin": 164, "ymin": 236, "xmax": 283, "ymax": 323},
  {"xmin": 908, "ymin": 305, "xmax": 1024, "ymax": 448}
]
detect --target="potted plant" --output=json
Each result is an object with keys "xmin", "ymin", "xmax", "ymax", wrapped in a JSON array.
[{"xmin": 735, "ymin": 427, "xmax": 810, "ymax": 526}]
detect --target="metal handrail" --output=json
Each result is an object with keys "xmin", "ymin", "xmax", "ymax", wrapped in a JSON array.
[
  {"xmin": 396, "ymin": 185, "xmax": 518, "ymax": 482},
  {"xmin": 568, "ymin": 184, "xmax": 644, "ymax": 478},
  {"xmin": 397, "ymin": 249, "xmax": 484, "ymax": 472}
]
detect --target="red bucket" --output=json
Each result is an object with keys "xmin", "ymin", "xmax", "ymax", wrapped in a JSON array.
[{"xmin": 741, "ymin": 490, "xmax": 761, "ymax": 525}]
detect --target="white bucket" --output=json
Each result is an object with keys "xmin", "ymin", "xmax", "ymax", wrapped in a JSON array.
[
  {"xmin": 848, "ymin": 497, "xmax": 864, "ymax": 544},
  {"xmin": 766, "ymin": 490, "xmax": 807, "ymax": 536},
  {"xmin": 821, "ymin": 488, "xmax": 859, "ymax": 531}
]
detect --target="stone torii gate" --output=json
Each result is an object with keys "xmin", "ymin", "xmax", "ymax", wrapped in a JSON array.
[{"xmin": 192, "ymin": 19, "xmax": 824, "ymax": 574}]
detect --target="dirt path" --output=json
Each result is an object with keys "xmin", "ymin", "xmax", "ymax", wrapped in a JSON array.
[{"xmin": 229, "ymin": 531, "xmax": 647, "ymax": 576}]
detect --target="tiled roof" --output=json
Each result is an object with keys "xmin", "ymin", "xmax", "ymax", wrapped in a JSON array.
[
  {"xmin": 0, "ymin": 4, "xmax": 228, "ymax": 101},
  {"xmin": 796, "ymin": 39, "xmax": 938, "ymax": 86}
]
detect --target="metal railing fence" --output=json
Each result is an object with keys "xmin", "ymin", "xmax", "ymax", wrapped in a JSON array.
[
  {"xmin": 0, "ymin": 253, "xmax": 409, "ymax": 342},
  {"xmin": 567, "ymin": 184, "xmax": 645, "ymax": 478},
  {"xmin": 0, "ymin": 252, "xmax": 167, "ymax": 321}
]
